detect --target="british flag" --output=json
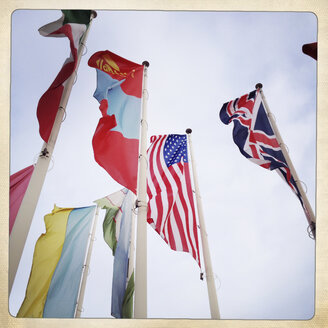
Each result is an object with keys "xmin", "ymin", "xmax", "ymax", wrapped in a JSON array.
[
  {"xmin": 219, "ymin": 90, "xmax": 314, "ymax": 236},
  {"xmin": 147, "ymin": 134, "xmax": 201, "ymax": 266}
]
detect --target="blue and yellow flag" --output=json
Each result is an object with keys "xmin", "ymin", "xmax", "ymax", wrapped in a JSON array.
[{"xmin": 17, "ymin": 205, "xmax": 96, "ymax": 318}]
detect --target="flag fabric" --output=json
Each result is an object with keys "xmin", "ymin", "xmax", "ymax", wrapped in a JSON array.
[
  {"xmin": 95, "ymin": 189, "xmax": 134, "ymax": 318},
  {"xmin": 88, "ymin": 50, "xmax": 144, "ymax": 194},
  {"xmin": 95, "ymin": 189, "xmax": 128, "ymax": 255},
  {"xmin": 147, "ymin": 134, "xmax": 201, "ymax": 267},
  {"xmin": 219, "ymin": 90, "xmax": 312, "ymax": 225},
  {"xmin": 17, "ymin": 205, "xmax": 96, "ymax": 318},
  {"xmin": 37, "ymin": 10, "xmax": 93, "ymax": 143},
  {"xmin": 302, "ymin": 42, "xmax": 317, "ymax": 60},
  {"xmin": 9, "ymin": 165, "xmax": 34, "ymax": 234}
]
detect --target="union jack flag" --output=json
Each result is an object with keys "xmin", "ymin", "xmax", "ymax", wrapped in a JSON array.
[
  {"xmin": 147, "ymin": 134, "xmax": 201, "ymax": 266},
  {"xmin": 219, "ymin": 90, "xmax": 314, "ymax": 236}
]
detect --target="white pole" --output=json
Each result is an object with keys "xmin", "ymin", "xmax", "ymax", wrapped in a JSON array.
[
  {"xmin": 134, "ymin": 61, "xmax": 149, "ymax": 318},
  {"xmin": 127, "ymin": 197, "xmax": 136, "ymax": 318},
  {"xmin": 9, "ymin": 12, "xmax": 97, "ymax": 293},
  {"xmin": 186, "ymin": 129, "xmax": 220, "ymax": 320},
  {"xmin": 255, "ymin": 83, "xmax": 316, "ymax": 236},
  {"xmin": 75, "ymin": 205, "xmax": 99, "ymax": 318},
  {"xmin": 128, "ymin": 198, "xmax": 136, "ymax": 280}
]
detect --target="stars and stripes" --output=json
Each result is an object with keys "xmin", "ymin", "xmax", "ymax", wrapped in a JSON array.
[
  {"xmin": 219, "ymin": 90, "xmax": 312, "ymax": 228},
  {"xmin": 147, "ymin": 134, "xmax": 201, "ymax": 267}
]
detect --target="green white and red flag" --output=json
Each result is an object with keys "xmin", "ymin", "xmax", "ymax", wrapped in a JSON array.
[{"xmin": 37, "ymin": 10, "xmax": 94, "ymax": 142}]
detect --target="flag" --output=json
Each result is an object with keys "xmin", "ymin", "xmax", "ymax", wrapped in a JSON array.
[
  {"xmin": 219, "ymin": 90, "xmax": 313, "ymax": 228},
  {"xmin": 95, "ymin": 189, "xmax": 134, "ymax": 318},
  {"xmin": 17, "ymin": 205, "xmax": 96, "ymax": 318},
  {"xmin": 88, "ymin": 50, "xmax": 144, "ymax": 194},
  {"xmin": 147, "ymin": 134, "xmax": 201, "ymax": 266},
  {"xmin": 95, "ymin": 189, "xmax": 128, "ymax": 255},
  {"xmin": 9, "ymin": 165, "xmax": 34, "ymax": 234},
  {"xmin": 37, "ymin": 10, "xmax": 94, "ymax": 143},
  {"xmin": 302, "ymin": 42, "xmax": 317, "ymax": 60}
]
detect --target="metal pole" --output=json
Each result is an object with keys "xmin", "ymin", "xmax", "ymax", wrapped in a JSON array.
[
  {"xmin": 128, "ymin": 198, "xmax": 136, "ymax": 280},
  {"xmin": 255, "ymin": 83, "xmax": 316, "ymax": 234},
  {"xmin": 127, "ymin": 197, "xmax": 136, "ymax": 317},
  {"xmin": 186, "ymin": 129, "xmax": 220, "ymax": 319},
  {"xmin": 134, "ymin": 61, "xmax": 149, "ymax": 318},
  {"xmin": 9, "ymin": 12, "xmax": 96, "ymax": 293},
  {"xmin": 75, "ymin": 205, "xmax": 99, "ymax": 318}
]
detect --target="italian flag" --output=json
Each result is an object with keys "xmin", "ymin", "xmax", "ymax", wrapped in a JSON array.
[{"xmin": 37, "ymin": 10, "xmax": 94, "ymax": 142}]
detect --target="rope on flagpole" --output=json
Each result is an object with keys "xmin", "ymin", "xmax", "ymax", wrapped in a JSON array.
[
  {"xmin": 132, "ymin": 202, "xmax": 138, "ymax": 215},
  {"xmin": 59, "ymin": 106, "xmax": 67, "ymax": 122},
  {"xmin": 81, "ymin": 43, "xmax": 88, "ymax": 56},
  {"xmin": 143, "ymin": 88, "xmax": 149, "ymax": 100},
  {"xmin": 140, "ymin": 118, "xmax": 148, "ymax": 129},
  {"xmin": 47, "ymin": 156, "xmax": 55, "ymax": 172},
  {"xmin": 307, "ymin": 224, "xmax": 315, "ymax": 239},
  {"xmin": 214, "ymin": 273, "xmax": 222, "ymax": 291},
  {"xmin": 138, "ymin": 153, "xmax": 148, "ymax": 169},
  {"xmin": 299, "ymin": 180, "xmax": 308, "ymax": 194},
  {"xmin": 73, "ymin": 71, "xmax": 78, "ymax": 85},
  {"xmin": 280, "ymin": 142, "xmax": 289, "ymax": 153}
]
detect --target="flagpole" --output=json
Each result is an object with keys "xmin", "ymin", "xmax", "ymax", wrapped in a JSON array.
[
  {"xmin": 9, "ymin": 11, "xmax": 97, "ymax": 294},
  {"xmin": 255, "ymin": 83, "xmax": 316, "ymax": 237},
  {"xmin": 186, "ymin": 129, "xmax": 220, "ymax": 320},
  {"xmin": 75, "ymin": 205, "xmax": 99, "ymax": 318},
  {"xmin": 127, "ymin": 197, "xmax": 136, "ymax": 317},
  {"xmin": 128, "ymin": 198, "xmax": 136, "ymax": 280},
  {"xmin": 134, "ymin": 61, "xmax": 149, "ymax": 318}
]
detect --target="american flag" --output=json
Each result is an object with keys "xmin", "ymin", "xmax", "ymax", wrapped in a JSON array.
[
  {"xmin": 219, "ymin": 90, "xmax": 314, "ymax": 234},
  {"xmin": 147, "ymin": 134, "xmax": 201, "ymax": 266}
]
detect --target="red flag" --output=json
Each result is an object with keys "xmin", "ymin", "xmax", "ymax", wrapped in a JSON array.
[{"xmin": 10, "ymin": 165, "xmax": 34, "ymax": 234}]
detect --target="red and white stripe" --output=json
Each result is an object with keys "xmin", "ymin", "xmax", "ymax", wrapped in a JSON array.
[{"xmin": 147, "ymin": 135, "xmax": 201, "ymax": 267}]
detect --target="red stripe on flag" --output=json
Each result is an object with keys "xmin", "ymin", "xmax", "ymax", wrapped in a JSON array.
[
  {"xmin": 172, "ymin": 203, "xmax": 189, "ymax": 252},
  {"xmin": 226, "ymin": 101, "xmax": 234, "ymax": 117},
  {"xmin": 237, "ymin": 94, "xmax": 255, "ymax": 114},
  {"xmin": 166, "ymin": 216, "xmax": 176, "ymax": 250},
  {"xmin": 249, "ymin": 144, "xmax": 260, "ymax": 159},
  {"xmin": 151, "ymin": 138, "xmax": 165, "ymax": 231},
  {"xmin": 251, "ymin": 131, "xmax": 280, "ymax": 148}
]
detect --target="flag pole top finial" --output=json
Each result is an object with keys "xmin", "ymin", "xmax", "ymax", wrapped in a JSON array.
[
  {"xmin": 255, "ymin": 83, "xmax": 263, "ymax": 90},
  {"xmin": 186, "ymin": 128, "xmax": 192, "ymax": 134},
  {"xmin": 142, "ymin": 61, "xmax": 150, "ymax": 67},
  {"xmin": 91, "ymin": 10, "xmax": 97, "ymax": 19}
]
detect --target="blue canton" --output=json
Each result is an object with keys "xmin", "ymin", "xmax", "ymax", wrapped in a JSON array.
[{"xmin": 163, "ymin": 135, "xmax": 188, "ymax": 167}]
